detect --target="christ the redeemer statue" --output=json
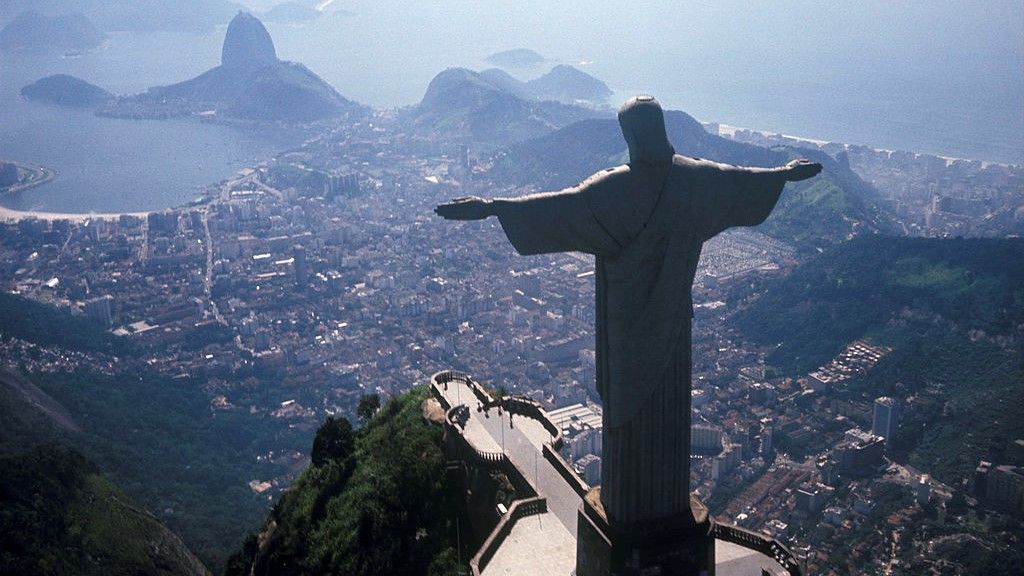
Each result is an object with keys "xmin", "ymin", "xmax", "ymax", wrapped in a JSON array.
[{"xmin": 436, "ymin": 96, "xmax": 821, "ymax": 530}]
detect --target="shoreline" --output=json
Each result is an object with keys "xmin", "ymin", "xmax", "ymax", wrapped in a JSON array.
[
  {"xmin": 0, "ymin": 204, "xmax": 149, "ymax": 223},
  {"xmin": 713, "ymin": 123, "xmax": 1017, "ymax": 169},
  {"xmin": 0, "ymin": 160, "xmax": 150, "ymax": 222}
]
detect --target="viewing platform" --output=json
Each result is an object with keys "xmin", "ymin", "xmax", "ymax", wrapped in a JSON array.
[{"xmin": 430, "ymin": 371, "xmax": 801, "ymax": 576}]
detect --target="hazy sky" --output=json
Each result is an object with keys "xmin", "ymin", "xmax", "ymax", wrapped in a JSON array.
[
  {"xmin": 231, "ymin": 1, "xmax": 1023, "ymax": 161},
  {"xmin": 5, "ymin": 0, "xmax": 1020, "ymax": 162},
  {"xmin": 251, "ymin": 1, "xmax": 1022, "ymax": 104}
]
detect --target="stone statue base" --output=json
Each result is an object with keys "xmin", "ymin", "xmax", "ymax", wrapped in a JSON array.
[{"xmin": 576, "ymin": 487, "xmax": 715, "ymax": 576}]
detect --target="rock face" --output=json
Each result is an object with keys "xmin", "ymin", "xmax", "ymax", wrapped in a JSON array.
[
  {"xmin": 21, "ymin": 74, "xmax": 113, "ymax": 107},
  {"xmin": 0, "ymin": 10, "xmax": 104, "ymax": 52},
  {"xmin": 221, "ymin": 11, "xmax": 277, "ymax": 70},
  {"xmin": 101, "ymin": 12, "xmax": 360, "ymax": 122}
]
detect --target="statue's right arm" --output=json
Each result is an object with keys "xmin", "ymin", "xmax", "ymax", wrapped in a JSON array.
[
  {"xmin": 436, "ymin": 187, "xmax": 620, "ymax": 257},
  {"xmin": 434, "ymin": 196, "xmax": 497, "ymax": 220},
  {"xmin": 434, "ymin": 192, "xmax": 572, "ymax": 221}
]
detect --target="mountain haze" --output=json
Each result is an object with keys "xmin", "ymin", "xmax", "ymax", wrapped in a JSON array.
[
  {"xmin": 0, "ymin": 10, "xmax": 104, "ymax": 52},
  {"xmin": 0, "ymin": 0, "xmax": 244, "ymax": 32}
]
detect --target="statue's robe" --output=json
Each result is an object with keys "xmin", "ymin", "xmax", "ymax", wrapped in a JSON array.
[{"xmin": 494, "ymin": 155, "xmax": 786, "ymax": 524}]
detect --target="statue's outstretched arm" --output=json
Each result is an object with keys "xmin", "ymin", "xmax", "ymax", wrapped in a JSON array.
[
  {"xmin": 435, "ymin": 188, "xmax": 620, "ymax": 257},
  {"xmin": 435, "ymin": 196, "xmax": 495, "ymax": 220},
  {"xmin": 693, "ymin": 158, "xmax": 822, "ymax": 240},
  {"xmin": 779, "ymin": 159, "xmax": 822, "ymax": 182},
  {"xmin": 713, "ymin": 158, "xmax": 822, "ymax": 182}
]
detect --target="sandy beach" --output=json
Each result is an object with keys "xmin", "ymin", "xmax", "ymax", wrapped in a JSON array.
[
  {"xmin": 0, "ymin": 160, "xmax": 150, "ymax": 222},
  {"xmin": 0, "ymin": 204, "xmax": 149, "ymax": 223}
]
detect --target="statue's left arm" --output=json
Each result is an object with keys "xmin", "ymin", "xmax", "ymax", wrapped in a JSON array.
[{"xmin": 693, "ymin": 158, "xmax": 821, "ymax": 240}]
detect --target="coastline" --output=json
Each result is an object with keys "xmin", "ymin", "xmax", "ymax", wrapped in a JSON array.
[
  {"xmin": 713, "ymin": 123, "xmax": 1017, "ymax": 169},
  {"xmin": 0, "ymin": 204, "xmax": 149, "ymax": 223},
  {"xmin": 0, "ymin": 160, "xmax": 149, "ymax": 222}
]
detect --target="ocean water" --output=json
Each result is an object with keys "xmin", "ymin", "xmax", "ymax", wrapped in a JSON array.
[
  {"xmin": 1, "ymin": 1, "xmax": 1020, "ymax": 213},
  {"xmin": 0, "ymin": 31, "xmax": 294, "ymax": 213}
]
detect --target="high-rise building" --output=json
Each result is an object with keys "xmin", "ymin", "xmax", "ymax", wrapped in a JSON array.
[
  {"xmin": 760, "ymin": 421, "xmax": 774, "ymax": 456},
  {"xmin": 872, "ymin": 396, "xmax": 899, "ymax": 444},
  {"xmin": 691, "ymin": 424, "xmax": 723, "ymax": 456},
  {"xmin": 916, "ymin": 475, "xmax": 931, "ymax": 505},
  {"xmin": 837, "ymin": 430, "xmax": 885, "ymax": 477},
  {"xmin": 973, "ymin": 461, "xmax": 992, "ymax": 497},
  {"xmin": 323, "ymin": 173, "xmax": 360, "ymax": 197},
  {"xmin": 987, "ymin": 465, "xmax": 1024, "ymax": 514},
  {"xmin": 84, "ymin": 295, "xmax": 113, "ymax": 324},
  {"xmin": 293, "ymin": 244, "xmax": 307, "ymax": 288},
  {"xmin": 576, "ymin": 454, "xmax": 602, "ymax": 486}
]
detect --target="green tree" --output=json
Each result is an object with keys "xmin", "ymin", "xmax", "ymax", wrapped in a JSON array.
[
  {"xmin": 311, "ymin": 417, "xmax": 354, "ymax": 468},
  {"xmin": 356, "ymin": 394, "xmax": 380, "ymax": 423}
]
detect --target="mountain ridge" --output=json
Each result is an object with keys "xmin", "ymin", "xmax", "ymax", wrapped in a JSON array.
[
  {"xmin": 727, "ymin": 235, "xmax": 1024, "ymax": 484},
  {"xmin": 409, "ymin": 67, "xmax": 606, "ymax": 145},
  {"xmin": 479, "ymin": 64, "xmax": 612, "ymax": 106}
]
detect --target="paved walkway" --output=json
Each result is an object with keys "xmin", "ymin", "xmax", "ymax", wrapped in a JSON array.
[
  {"xmin": 482, "ymin": 512, "xmax": 576, "ymax": 576},
  {"xmin": 716, "ymin": 540, "xmax": 789, "ymax": 576},
  {"xmin": 438, "ymin": 379, "xmax": 583, "ymax": 538}
]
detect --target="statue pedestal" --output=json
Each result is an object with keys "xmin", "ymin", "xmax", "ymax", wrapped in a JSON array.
[{"xmin": 576, "ymin": 488, "xmax": 715, "ymax": 576}]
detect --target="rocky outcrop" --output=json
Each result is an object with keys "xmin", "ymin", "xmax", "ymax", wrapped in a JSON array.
[
  {"xmin": 101, "ymin": 12, "xmax": 360, "ymax": 122},
  {"xmin": 220, "ymin": 11, "xmax": 277, "ymax": 70}
]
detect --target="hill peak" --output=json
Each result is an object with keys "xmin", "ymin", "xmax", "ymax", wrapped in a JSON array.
[{"xmin": 221, "ymin": 11, "xmax": 277, "ymax": 70}]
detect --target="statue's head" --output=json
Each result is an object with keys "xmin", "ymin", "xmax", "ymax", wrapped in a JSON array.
[{"xmin": 618, "ymin": 96, "xmax": 675, "ymax": 165}]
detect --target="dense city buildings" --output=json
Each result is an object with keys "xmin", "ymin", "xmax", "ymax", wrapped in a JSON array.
[{"xmin": 2, "ymin": 108, "xmax": 1021, "ymax": 575}]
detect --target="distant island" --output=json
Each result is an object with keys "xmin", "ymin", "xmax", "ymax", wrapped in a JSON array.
[
  {"xmin": 0, "ymin": 10, "xmax": 104, "ymax": 53},
  {"xmin": 486, "ymin": 48, "xmax": 545, "ymax": 68},
  {"xmin": 99, "ymin": 12, "xmax": 362, "ymax": 123},
  {"xmin": 21, "ymin": 74, "xmax": 113, "ymax": 108}
]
